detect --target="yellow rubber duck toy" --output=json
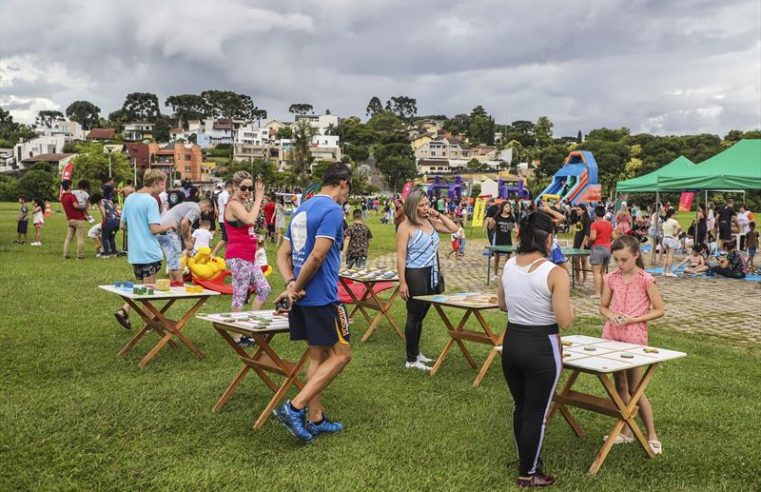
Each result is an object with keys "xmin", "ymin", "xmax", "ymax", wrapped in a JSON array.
[{"xmin": 184, "ymin": 246, "xmax": 227, "ymax": 280}]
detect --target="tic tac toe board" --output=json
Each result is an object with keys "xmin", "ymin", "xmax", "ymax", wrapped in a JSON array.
[
  {"xmin": 197, "ymin": 310, "xmax": 290, "ymax": 333},
  {"xmin": 560, "ymin": 335, "xmax": 687, "ymax": 373},
  {"xmin": 339, "ymin": 269, "xmax": 399, "ymax": 282}
]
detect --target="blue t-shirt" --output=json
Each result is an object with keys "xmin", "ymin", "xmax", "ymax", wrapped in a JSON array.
[
  {"xmin": 285, "ymin": 194, "xmax": 344, "ymax": 306},
  {"xmin": 122, "ymin": 192, "xmax": 162, "ymax": 265}
]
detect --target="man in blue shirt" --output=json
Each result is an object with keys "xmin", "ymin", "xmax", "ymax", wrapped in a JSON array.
[
  {"xmin": 273, "ymin": 162, "xmax": 353, "ymax": 443},
  {"xmin": 113, "ymin": 169, "xmax": 175, "ymax": 330}
]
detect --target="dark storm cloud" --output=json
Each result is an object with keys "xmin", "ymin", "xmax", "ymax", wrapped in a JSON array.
[{"xmin": 1, "ymin": 0, "xmax": 759, "ymax": 135}]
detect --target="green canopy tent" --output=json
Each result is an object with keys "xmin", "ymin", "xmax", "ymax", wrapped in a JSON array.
[
  {"xmin": 616, "ymin": 155, "xmax": 696, "ymax": 193},
  {"xmin": 655, "ymin": 139, "xmax": 761, "ymax": 191}
]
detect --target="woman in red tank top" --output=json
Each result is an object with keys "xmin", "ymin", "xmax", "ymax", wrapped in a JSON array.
[{"xmin": 224, "ymin": 172, "xmax": 271, "ymax": 323}]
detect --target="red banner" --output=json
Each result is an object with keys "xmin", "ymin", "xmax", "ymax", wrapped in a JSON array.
[
  {"xmin": 401, "ymin": 181, "xmax": 413, "ymax": 200},
  {"xmin": 678, "ymin": 192, "xmax": 694, "ymax": 212}
]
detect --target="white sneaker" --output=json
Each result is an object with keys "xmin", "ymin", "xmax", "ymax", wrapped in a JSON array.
[
  {"xmin": 405, "ymin": 360, "xmax": 432, "ymax": 371},
  {"xmin": 31, "ymin": 242, "xmax": 41, "ymax": 246},
  {"xmin": 664, "ymin": 272, "xmax": 677, "ymax": 277},
  {"xmin": 417, "ymin": 353, "xmax": 433, "ymax": 363}
]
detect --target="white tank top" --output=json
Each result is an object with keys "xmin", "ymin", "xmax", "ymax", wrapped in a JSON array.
[{"xmin": 501, "ymin": 256, "xmax": 557, "ymax": 326}]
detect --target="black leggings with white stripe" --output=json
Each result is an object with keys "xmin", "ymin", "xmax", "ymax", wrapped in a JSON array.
[{"xmin": 501, "ymin": 322, "xmax": 561, "ymax": 476}]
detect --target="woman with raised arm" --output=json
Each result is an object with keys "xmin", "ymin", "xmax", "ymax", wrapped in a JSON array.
[{"xmin": 396, "ymin": 189, "xmax": 459, "ymax": 371}]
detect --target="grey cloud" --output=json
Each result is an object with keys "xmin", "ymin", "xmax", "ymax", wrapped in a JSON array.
[{"xmin": 1, "ymin": 0, "xmax": 759, "ymax": 136}]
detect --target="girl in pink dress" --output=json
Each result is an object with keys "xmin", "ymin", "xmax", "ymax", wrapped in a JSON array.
[{"xmin": 599, "ymin": 234, "xmax": 666, "ymax": 455}]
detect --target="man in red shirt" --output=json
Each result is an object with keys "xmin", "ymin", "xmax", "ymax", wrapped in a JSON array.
[
  {"xmin": 60, "ymin": 180, "xmax": 88, "ymax": 259},
  {"xmin": 589, "ymin": 205, "xmax": 614, "ymax": 298},
  {"xmin": 263, "ymin": 194, "xmax": 277, "ymax": 243}
]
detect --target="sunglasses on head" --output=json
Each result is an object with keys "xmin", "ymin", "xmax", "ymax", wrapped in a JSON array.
[{"xmin": 239, "ymin": 185, "xmax": 254, "ymax": 192}]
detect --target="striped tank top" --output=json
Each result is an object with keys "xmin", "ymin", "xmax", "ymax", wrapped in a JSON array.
[{"xmin": 406, "ymin": 226, "xmax": 439, "ymax": 268}]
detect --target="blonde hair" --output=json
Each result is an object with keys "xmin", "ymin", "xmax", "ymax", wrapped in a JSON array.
[
  {"xmin": 143, "ymin": 169, "xmax": 166, "ymax": 188},
  {"xmin": 404, "ymin": 189, "xmax": 427, "ymax": 226},
  {"xmin": 232, "ymin": 171, "xmax": 252, "ymax": 187}
]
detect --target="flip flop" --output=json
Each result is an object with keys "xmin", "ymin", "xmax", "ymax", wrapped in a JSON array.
[
  {"xmin": 649, "ymin": 440, "xmax": 663, "ymax": 455},
  {"xmin": 603, "ymin": 433, "xmax": 634, "ymax": 444},
  {"xmin": 114, "ymin": 309, "xmax": 131, "ymax": 330}
]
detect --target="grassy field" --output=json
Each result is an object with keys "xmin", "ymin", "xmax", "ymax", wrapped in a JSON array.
[{"xmin": 1, "ymin": 202, "xmax": 759, "ymax": 491}]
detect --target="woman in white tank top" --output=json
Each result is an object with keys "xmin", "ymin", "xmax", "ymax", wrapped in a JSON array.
[{"xmin": 495, "ymin": 210, "xmax": 574, "ymax": 488}]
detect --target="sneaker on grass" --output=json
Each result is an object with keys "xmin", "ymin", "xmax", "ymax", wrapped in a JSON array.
[
  {"xmin": 273, "ymin": 401, "xmax": 313, "ymax": 443},
  {"xmin": 417, "ymin": 353, "xmax": 433, "ymax": 363},
  {"xmin": 306, "ymin": 413, "xmax": 344, "ymax": 436},
  {"xmin": 405, "ymin": 360, "xmax": 432, "ymax": 371}
]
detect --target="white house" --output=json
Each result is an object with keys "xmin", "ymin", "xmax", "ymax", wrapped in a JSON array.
[
  {"xmin": 36, "ymin": 120, "xmax": 85, "ymax": 142},
  {"xmin": 122, "ymin": 122, "xmax": 154, "ymax": 141},
  {"xmin": 0, "ymin": 148, "xmax": 16, "ymax": 173},
  {"xmin": 293, "ymin": 114, "xmax": 339, "ymax": 135},
  {"xmin": 14, "ymin": 135, "xmax": 66, "ymax": 165}
]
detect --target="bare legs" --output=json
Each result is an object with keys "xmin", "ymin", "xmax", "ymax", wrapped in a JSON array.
[
  {"xmin": 291, "ymin": 343, "xmax": 352, "ymax": 421},
  {"xmin": 613, "ymin": 367, "xmax": 658, "ymax": 442}
]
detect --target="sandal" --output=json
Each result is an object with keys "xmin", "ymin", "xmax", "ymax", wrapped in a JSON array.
[
  {"xmin": 603, "ymin": 433, "xmax": 634, "ymax": 444},
  {"xmin": 114, "ymin": 309, "xmax": 131, "ymax": 330},
  {"xmin": 649, "ymin": 440, "xmax": 663, "ymax": 455}
]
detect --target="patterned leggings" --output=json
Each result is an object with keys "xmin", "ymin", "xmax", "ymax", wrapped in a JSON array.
[{"xmin": 228, "ymin": 257, "xmax": 272, "ymax": 309}]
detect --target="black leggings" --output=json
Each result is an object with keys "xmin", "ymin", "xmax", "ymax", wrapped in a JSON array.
[
  {"xmin": 404, "ymin": 266, "xmax": 434, "ymax": 362},
  {"xmin": 501, "ymin": 322, "xmax": 562, "ymax": 476}
]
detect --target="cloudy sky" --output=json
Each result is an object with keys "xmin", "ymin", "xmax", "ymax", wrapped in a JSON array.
[{"xmin": 1, "ymin": 0, "xmax": 759, "ymax": 136}]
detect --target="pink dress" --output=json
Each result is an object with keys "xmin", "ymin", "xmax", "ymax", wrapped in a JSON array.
[{"xmin": 601, "ymin": 269, "xmax": 655, "ymax": 345}]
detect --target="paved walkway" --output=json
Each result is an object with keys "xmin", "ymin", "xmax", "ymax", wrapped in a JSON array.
[{"xmin": 369, "ymin": 239, "xmax": 761, "ymax": 347}]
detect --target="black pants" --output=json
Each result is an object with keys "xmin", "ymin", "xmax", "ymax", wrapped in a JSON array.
[
  {"xmin": 719, "ymin": 222, "xmax": 731, "ymax": 241},
  {"xmin": 404, "ymin": 266, "xmax": 434, "ymax": 362},
  {"xmin": 711, "ymin": 266, "xmax": 745, "ymax": 279},
  {"xmin": 501, "ymin": 322, "xmax": 562, "ymax": 476}
]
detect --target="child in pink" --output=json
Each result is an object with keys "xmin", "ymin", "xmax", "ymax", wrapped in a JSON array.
[{"xmin": 599, "ymin": 234, "xmax": 666, "ymax": 455}]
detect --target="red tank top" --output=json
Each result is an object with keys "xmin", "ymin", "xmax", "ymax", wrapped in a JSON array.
[{"xmin": 224, "ymin": 214, "xmax": 257, "ymax": 262}]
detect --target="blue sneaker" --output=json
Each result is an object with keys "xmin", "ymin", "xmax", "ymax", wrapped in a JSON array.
[
  {"xmin": 306, "ymin": 413, "xmax": 344, "ymax": 436},
  {"xmin": 273, "ymin": 401, "xmax": 312, "ymax": 443}
]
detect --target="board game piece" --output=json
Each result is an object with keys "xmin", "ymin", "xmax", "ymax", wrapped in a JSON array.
[
  {"xmin": 643, "ymin": 347, "xmax": 659, "ymax": 353},
  {"xmin": 155, "ymin": 279, "xmax": 171, "ymax": 291},
  {"xmin": 562, "ymin": 341, "xmax": 572, "ymax": 347},
  {"xmin": 620, "ymin": 353, "xmax": 634, "ymax": 359},
  {"xmin": 584, "ymin": 346, "xmax": 597, "ymax": 351}
]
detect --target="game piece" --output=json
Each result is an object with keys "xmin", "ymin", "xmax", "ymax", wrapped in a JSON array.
[
  {"xmin": 155, "ymin": 279, "xmax": 171, "ymax": 291},
  {"xmin": 562, "ymin": 341, "xmax": 572, "ymax": 347},
  {"xmin": 643, "ymin": 347, "xmax": 659, "ymax": 353},
  {"xmin": 620, "ymin": 353, "xmax": 634, "ymax": 359},
  {"xmin": 275, "ymin": 297, "xmax": 291, "ymax": 311},
  {"xmin": 583, "ymin": 346, "xmax": 597, "ymax": 351}
]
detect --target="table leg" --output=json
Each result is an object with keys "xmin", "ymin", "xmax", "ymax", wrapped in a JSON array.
[
  {"xmin": 472, "ymin": 311, "xmax": 504, "ymax": 387},
  {"xmin": 252, "ymin": 348, "xmax": 310, "ymax": 430},
  {"xmin": 137, "ymin": 297, "xmax": 209, "ymax": 368},
  {"xmin": 117, "ymin": 298, "xmax": 178, "ymax": 356},
  {"xmin": 546, "ymin": 370, "xmax": 584, "ymax": 437},
  {"xmin": 430, "ymin": 306, "xmax": 478, "ymax": 376},
  {"xmin": 486, "ymin": 249, "xmax": 491, "ymax": 286},
  {"xmin": 362, "ymin": 285, "xmax": 403, "ymax": 341}
]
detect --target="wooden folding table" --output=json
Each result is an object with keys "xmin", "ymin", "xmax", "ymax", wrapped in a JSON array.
[
  {"xmin": 414, "ymin": 292, "xmax": 502, "ymax": 387},
  {"xmin": 339, "ymin": 270, "xmax": 402, "ymax": 342},
  {"xmin": 546, "ymin": 335, "xmax": 687, "ymax": 475},
  {"xmin": 99, "ymin": 285, "xmax": 219, "ymax": 368},
  {"xmin": 197, "ymin": 311, "xmax": 309, "ymax": 430},
  {"xmin": 486, "ymin": 245, "xmax": 591, "ymax": 288}
]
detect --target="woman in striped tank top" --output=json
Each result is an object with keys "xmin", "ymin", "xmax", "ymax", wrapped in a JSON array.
[{"xmin": 396, "ymin": 189, "xmax": 459, "ymax": 371}]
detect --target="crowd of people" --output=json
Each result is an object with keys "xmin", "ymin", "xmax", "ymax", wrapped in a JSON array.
[{"xmin": 13, "ymin": 166, "xmax": 758, "ymax": 488}]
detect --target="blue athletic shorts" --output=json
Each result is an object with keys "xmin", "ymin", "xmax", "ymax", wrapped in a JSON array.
[{"xmin": 289, "ymin": 303, "xmax": 350, "ymax": 346}]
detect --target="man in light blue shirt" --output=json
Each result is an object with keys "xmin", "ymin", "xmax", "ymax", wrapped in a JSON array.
[{"xmin": 113, "ymin": 170, "xmax": 175, "ymax": 330}]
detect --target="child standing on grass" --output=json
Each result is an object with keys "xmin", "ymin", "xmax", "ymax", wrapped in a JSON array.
[
  {"xmin": 599, "ymin": 234, "xmax": 665, "ymax": 455},
  {"xmin": 344, "ymin": 209, "xmax": 373, "ymax": 269},
  {"xmin": 31, "ymin": 198, "xmax": 45, "ymax": 246},
  {"xmin": 746, "ymin": 222, "xmax": 758, "ymax": 269},
  {"xmin": 15, "ymin": 195, "xmax": 29, "ymax": 244}
]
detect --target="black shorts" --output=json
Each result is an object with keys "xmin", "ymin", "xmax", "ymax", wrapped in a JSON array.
[
  {"xmin": 267, "ymin": 223, "xmax": 275, "ymax": 234},
  {"xmin": 573, "ymin": 233, "xmax": 585, "ymax": 249},
  {"xmin": 719, "ymin": 222, "xmax": 731, "ymax": 241},
  {"xmin": 219, "ymin": 223, "xmax": 228, "ymax": 242},
  {"xmin": 289, "ymin": 303, "xmax": 350, "ymax": 346},
  {"xmin": 132, "ymin": 261, "xmax": 162, "ymax": 281},
  {"xmin": 17, "ymin": 220, "xmax": 28, "ymax": 234}
]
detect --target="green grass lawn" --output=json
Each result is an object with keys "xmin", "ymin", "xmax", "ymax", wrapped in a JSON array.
[{"xmin": 1, "ymin": 203, "xmax": 759, "ymax": 491}]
